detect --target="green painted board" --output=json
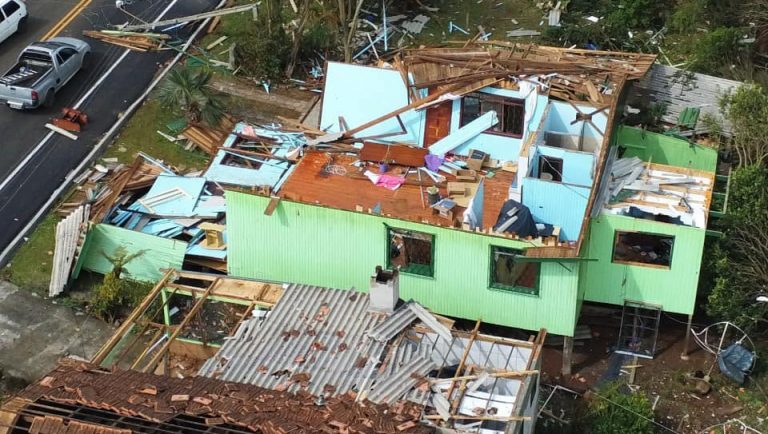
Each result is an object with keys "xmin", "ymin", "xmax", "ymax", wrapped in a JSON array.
[
  {"xmin": 580, "ymin": 214, "xmax": 706, "ymax": 315},
  {"xmin": 226, "ymin": 192, "xmax": 582, "ymax": 336},
  {"xmin": 80, "ymin": 224, "xmax": 188, "ymax": 282},
  {"xmin": 616, "ymin": 125, "xmax": 717, "ymax": 173}
]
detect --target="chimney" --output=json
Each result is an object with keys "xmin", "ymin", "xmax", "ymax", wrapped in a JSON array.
[{"xmin": 368, "ymin": 266, "xmax": 399, "ymax": 313}]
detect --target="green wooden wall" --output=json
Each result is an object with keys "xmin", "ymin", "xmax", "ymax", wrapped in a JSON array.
[
  {"xmin": 227, "ymin": 192, "xmax": 582, "ymax": 336},
  {"xmin": 617, "ymin": 126, "xmax": 718, "ymax": 172},
  {"xmin": 79, "ymin": 224, "xmax": 188, "ymax": 282},
  {"xmin": 580, "ymin": 214, "xmax": 706, "ymax": 315}
]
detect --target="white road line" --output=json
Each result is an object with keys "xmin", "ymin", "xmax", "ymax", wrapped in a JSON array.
[
  {"xmin": 0, "ymin": 0, "xmax": 225, "ymax": 266},
  {"xmin": 0, "ymin": 0, "xmax": 180, "ymax": 194}
]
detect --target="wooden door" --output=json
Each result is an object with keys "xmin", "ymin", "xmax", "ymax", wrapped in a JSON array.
[{"xmin": 423, "ymin": 100, "xmax": 452, "ymax": 147}]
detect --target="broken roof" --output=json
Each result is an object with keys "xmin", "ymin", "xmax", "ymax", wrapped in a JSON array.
[
  {"xmin": 277, "ymin": 151, "xmax": 538, "ymax": 241},
  {"xmin": 197, "ymin": 280, "xmax": 543, "ymax": 433},
  {"xmin": 400, "ymin": 43, "xmax": 657, "ymax": 105},
  {"xmin": 633, "ymin": 64, "xmax": 742, "ymax": 136},
  {"xmin": 596, "ymin": 151, "xmax": 715, "ymax": 228},
  {"xmin": 0, "ymin": 358, "xmax": 431, "ymax": 434}
]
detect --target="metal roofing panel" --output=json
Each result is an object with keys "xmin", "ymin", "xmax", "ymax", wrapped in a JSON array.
[
  {"xmin": 368, "ymin": 303, "xmax": 417, "ymax": 342},
  {"xmin": 366, "ymin": 356, "xmax": 435, "ymax": 405},
  {"xmin": 200, "ymin": 284, "xmax": 387, "ymax": 397},
  {"xmin": 634, "ymin": 64, "xmax": 741, "ymax": 136}
]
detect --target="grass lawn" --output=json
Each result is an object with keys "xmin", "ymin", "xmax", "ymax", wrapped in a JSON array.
[
  {"xmin": 106, "ymin": 98, "xmax": 209, "ymax": 172},
  {"xmin": 0, "ymin": 213, "xmax": 57, "ymax": 294}
]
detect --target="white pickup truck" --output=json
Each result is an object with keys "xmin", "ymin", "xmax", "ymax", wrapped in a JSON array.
[
  {"xmin": 0, "ymin": 0, "xmax": 27, "ymax": 44},
  {"xmin": 0, "ymin": 37, "xmax": 90, "ymax": 109}
]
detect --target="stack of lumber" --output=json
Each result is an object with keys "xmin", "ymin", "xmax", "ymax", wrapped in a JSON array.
[
  {"xmin": 59, "ymin": 155, "xmax": 175, "ymax": 223},
  {"xmin": 83, "ymin": 30, "xmax": 169, "ymax": 52},
  {"xmin": 180, "ymin": 115, "xmax": 236, "ymax": 155}
]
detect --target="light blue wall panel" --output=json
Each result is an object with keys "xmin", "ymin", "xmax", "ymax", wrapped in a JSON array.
[
  {"xmin": 532, "ymin": 146, "xmax": 595, "ymax": 186},
  {"xmin": 321, "ymin": 62, "xmax": 425, "ymax": 144},
  {"xmin": 521, "ymin": 178, "xmax": 590, "ymax": 241},
  {"xmin": 544, "ymin": 101, "xmax": 608, "ymax": 136}
]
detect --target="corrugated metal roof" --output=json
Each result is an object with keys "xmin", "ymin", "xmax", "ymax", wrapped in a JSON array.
[
  {"xmin": 368, "ymin": 303, "xmax": 417, "ymax": 342},
  {"xmin": 634, "ymin": 64, "xmax": 741, "ymax": 135},
  {"xmin": 199, "ymin": 283, "xmax": 388, "ymax": 397}
]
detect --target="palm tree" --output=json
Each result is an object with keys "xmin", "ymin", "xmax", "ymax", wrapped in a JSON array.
[{"xmin": 158, "ymin": 65, "xmax": 225, "ymax": 126}]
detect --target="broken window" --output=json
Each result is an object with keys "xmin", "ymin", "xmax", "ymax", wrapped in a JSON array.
[
  {"xmin": 489, "ymin": 246, "xmax": 539, "ymax": 295},
  {"xmin": 612, "ymin": 231, "xmax": 674, "ymax": 268},
  {"xmin": 461, "ymin": 92, "xmax": 525, "ymax": 137},
  {"xmin": 538, "ymin": 155, "xmax": 563, "ymax": 182},
  {"xmin": 387, "ymin": 227, "xmax": 434, "ymax": 277}
]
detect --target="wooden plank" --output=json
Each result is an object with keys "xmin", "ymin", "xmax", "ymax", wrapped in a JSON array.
[
  {"xmin": 359, "ymin": 142, "xmax": 429, "ymax": 167},
  {"xmin": 91, "ymin": 270, "xmax": 174, "ymax": 365},
  {"xmin": 142, "ymin": 280, "xmax": 216, "ymax": 372}
]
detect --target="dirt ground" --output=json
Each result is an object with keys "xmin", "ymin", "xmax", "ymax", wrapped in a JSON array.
[{"xmin": 538, "ymin": 308, "xmax": 766, "ymax": 433}]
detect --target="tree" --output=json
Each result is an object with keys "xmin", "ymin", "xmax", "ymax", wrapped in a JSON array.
[
  {"xmin": 336, "ymin": 0, "xmax": 364, "ymax": 62},
  {"xmin": 706, "ymin": 165, "xmax": 768, "ymax": 332},
  {"xmin": 720, "ymin": 84, "xmax": 768, "ymax": 166},
  {"xmin": 158, "ymin": 66, "xmax": 225, "ymax": 127},
  {"xmin": 586, "ymin": 382, "xmax": 655, "ymax": 434},
  {"xmin": 91, "ymin": 247, "xmax": 151, "ymax": 322},
  {"xmin": 285, "ymin": 0, "xmax": 313, "ymax": 78}
]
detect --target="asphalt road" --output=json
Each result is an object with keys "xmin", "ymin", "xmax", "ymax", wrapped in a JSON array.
[{"xmin": 0, "ymin": 0, "xmax": 219, "ymax": 263}]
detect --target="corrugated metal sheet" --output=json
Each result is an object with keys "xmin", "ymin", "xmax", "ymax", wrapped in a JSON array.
[
  {"xmin": 368, "ymin": 304, "xmax": 417, "ymax": 342},
  {"xmin": 79, "ymin": 224, "xmax": 187, "ymax": 282},
  {"xmin": 226, "ymin": 192, "xmax": 582, "ymax": 336},
  {"xmin": 633, "ymin": 64, "xmax": 741, "ymax": 136},
  {"xmin": 366, "ymin": 356, "xmax": 435, "ymax": 404},
  {"xmin": 199, "ymin": 283, "xmax": 388, "ymax": 397},
  {"xmin": 581, "ymin": 214, "xmax": 706, "ymax": 314},
  {"xmin": 617, "ymin": 126, "xmax": 718, "ymax": 172}
]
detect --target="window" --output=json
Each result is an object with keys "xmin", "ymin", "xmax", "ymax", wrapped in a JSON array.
[
  {"xmin": 58, "ymin": 48, "xmax": 78, "ymax": 63},
  {"xmin": 489, "ymin": 246, "xmax": 539, "ymax": 295},
  {"xmin": 2, "ymin": 0, "xmax": 20, "ymax": 17},
  {"xmin": 612, "ymin": 231, "xmax": 674, "ymax": 268},
  {"xmin": 387, "ymin": 227, "xmax": 434, "ymax": 277},
  {"xmin": 461, "ymin": 92, "xmax": 525, "ymax": 137},
  {"xmin": 538, "ymin": 155, "xmax": 563, "ymax": 182}
]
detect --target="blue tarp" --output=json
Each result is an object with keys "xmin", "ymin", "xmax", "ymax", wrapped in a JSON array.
[{"xmin": 718, "ymin": 343, "xmax": 755, "ymax": 384}]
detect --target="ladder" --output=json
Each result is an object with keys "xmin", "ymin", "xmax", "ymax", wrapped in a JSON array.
[{"xmin": 0, "ymin": 69, "xmax": 38, "ymax": 86}]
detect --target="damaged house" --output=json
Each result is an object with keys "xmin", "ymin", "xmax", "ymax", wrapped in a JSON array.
[
  {"xmin": 220, "ymin": 43, "xmax": 720, "ymax": 372},
  {"xmin": 0, "ymin": 268, "xmax": 544, "ymax": 434}
]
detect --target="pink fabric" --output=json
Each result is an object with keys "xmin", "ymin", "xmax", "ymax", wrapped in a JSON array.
[{"xmin": 364, "ymin": 170, "xmax": 405, "ymax": 190}]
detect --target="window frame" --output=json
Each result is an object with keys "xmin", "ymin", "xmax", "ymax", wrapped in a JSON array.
[
  {"xmin": 488, "ymin": 245, "xmax": 540, "ymax": 296},
  {"xmin": 612, "ymin": 230, "xmax": 675, "ymax": 269},
  {"xmin": 2, "ymin": 0, "xmax": 19, "ymax": 17},
  {"xmin": 386, "ymin": 226, "xmax": 436, "ymax": 278},
  {"xmin": 538, "ymin": 155, "xmax": 564, "ymax": 182},
  {"xmin": 460, "ymin": 92, "xmax": 526, "ymax": 139}
]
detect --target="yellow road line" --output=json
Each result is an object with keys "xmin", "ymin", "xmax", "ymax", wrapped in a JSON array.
[{"xmin": 41, "ymin": 0, "xmax": 93, "ymax": 41}]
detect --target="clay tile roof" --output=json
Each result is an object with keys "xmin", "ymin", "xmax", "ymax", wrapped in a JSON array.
[{"xmin": 4, "ymin": 358, "xmax": 432, "ymax": 434}]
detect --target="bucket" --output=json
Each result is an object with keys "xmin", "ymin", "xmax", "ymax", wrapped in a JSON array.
[{"xmin": 426, "ymin": 187, "xmax": 440, "ymax": 205}]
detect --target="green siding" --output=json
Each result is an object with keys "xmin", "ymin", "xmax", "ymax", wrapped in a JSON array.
[
  {"xmin": 617, "ymin": 125, "xmax": 718, "ymax": 172},
  {"xmin": 227, "ymin": 192, "xmax": 581, "ymax": 336},
  {"xmin": 80, "ymin": 224, "xmax": 188, "ymax": 282},
  {"xmin": 581, "ymin": 214, "xmax": 706, "ymax": 315}
]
